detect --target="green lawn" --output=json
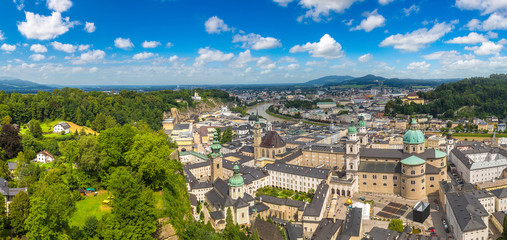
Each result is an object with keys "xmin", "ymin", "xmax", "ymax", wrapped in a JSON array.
[
  {"xmin": 255, "ymin": 186, "xmax": 312, "ymax": 203},
  {"xmin": 70, "ymin": 191, "xmax": 111, "ymax": 227}
]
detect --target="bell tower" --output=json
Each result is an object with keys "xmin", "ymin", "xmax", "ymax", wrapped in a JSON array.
[
  {"xmin": 254, "ymin": 121, "xmax": 262, "ymax": 159},
  {"xmin": 345, "ymin": 120, "xmax": 360, "ymax": 174},
  {"xmin": 210, "ymin": 131, "xmax": 223, "ymax": 181}
]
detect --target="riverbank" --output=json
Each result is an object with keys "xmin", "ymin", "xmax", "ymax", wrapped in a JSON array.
[{"xmin": 265, "ymin": 108, "xmax": 329, "ymax": 126}]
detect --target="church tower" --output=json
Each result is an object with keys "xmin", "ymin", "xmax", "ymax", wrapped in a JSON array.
[
  {"xmin": 357, "ymin": 116, "xmax": 368, "ymax": 146},
  {"xmin": 210, "ymin": 131, "xmax": 223, "ymax": 181},
  {"xmin": 403, "ymin": 119, "xmax": 425, "ymax": 154},
  {"xmin": 253, "ymin": 121, "xmax": 262, "ymax": 159},
  {"xmin": 229, "ymin": 162, "xmax": 245, "ymax": 200},
  {"xmin": 345, "ymin": 120, "xmax": 360, "ymax": 175}
]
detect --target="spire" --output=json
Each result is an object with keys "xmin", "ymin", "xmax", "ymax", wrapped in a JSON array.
[
  {"xmin": 348, "ymin": 119, "xmax": 357, "ymax": 134},
  {"xmin": 210, "ymin": 131, "xmax": 222, "ymax": 158}
]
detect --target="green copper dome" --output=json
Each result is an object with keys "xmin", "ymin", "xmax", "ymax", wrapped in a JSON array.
[
  {"xmin": 403, "ymin": 119, "xmax": 425, "ymax": 144},
  {"xmin": 401, "ymin": 155, "xmax": 426, "ymax": 166},
  {"xmin": 358, "ymin": 116, "xmax": 366, "ymax": 127},
  {"xmin": 348, "ymin": 120, "xmax": 357, "ymax": 134},
  {"xmin": 210, "ymin": 131, "xmax": 222, "ymax": 158},
  {"xmin": 229, "ymin": 163, "xmax": 244, "ymax": 187}
]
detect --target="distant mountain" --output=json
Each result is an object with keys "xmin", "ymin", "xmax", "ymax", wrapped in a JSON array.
[
  {"xmin": 324, "ymin": 74, "xmax": 461, "ymax": 88},
  {"xmin": 303, "ymin": 75, "xmax": 355, "ymax": 86},
  {"xmin": 0, "ymin": 77, "xmax": 54, "ymax": 92}
]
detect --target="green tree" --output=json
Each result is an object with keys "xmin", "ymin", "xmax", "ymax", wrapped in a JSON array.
[
  {"xmin": 215, "ymin": 128, "xmax": 222, "ymax": 143},
  {"xmin": 9, "ymin": 191, "xmax": 30, "ymax": 235},
  {"xmin": 0, "ymin": 193, "xmax": 5, "ymax": 230},
  {"xmin": 2, "ymin": 116, "xmax": 12, "ymax": 125},
  {"xmin": 224, "ymin": 207, "xmax": 240, "ymax": 240},
  {"xmin": 221, "ymin": 127, "xmax": 233, "ymax": 144},
  {"xmin": 0, "ymin": 124, "xmax": 22, "ymax": 159},
  {"xmin": 29, "ymin": 119, "xmax": 43, "ymax": 138},
  {"xmin": 83, "ymin": 216, "xmax": 99, "ymax": 239},
  {"xmin": 43, "ymin": 139, "xmax": 60, "ymax": 156},
  {"xmin": 75, "ymin": 107, "xmax": 83, "ymax": 125},
  {"xmin": 388, "ymin": 218, "xmax": 404, "ymax": 232},
  {"xmin": 100, "ymin": 167, "xmax": 157, "ymax": 239},
  {"xmin": 251, "ymin": 229, "xmax": 260, "ymax": 240},
  {"xmin": 503, "ymin": 213, "xmax": 507, "ymax": 240}
]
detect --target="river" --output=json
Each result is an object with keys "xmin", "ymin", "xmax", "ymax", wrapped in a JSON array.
[{"xmin": 247, "ymin": 103, "xmax": 289, "ymax": 122}]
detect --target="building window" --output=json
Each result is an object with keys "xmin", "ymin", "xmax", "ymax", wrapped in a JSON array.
[
  {"xmin": 411, "ymin": 180, "xmax": 415, "ymax": 185},
  {"xmin": 373, "ymin": 175, "xmax": 377, "ymax": 180},
  {"xmin": 430, "ymin": 185, "xmax": 434, "ymax": 187},
  {"xmin": 430, "ymin": 177, "xmax": 434, "ymax": 181},
  {"xmin": 383, "ymin": 175, "xmax": 387, "ymax": 180},
  {"xmin": 421, "ymin": 169, "xmax": 424, "ymax": 174},
  {"xmin": 373, "ymin": 183, "xmax": 377, "ymax": 185},
  {"xmin": 441, "ymin": 171, "xmax": 444, "ymax": 175},
  {"xmin": 383, "ymin": 183, "xmax": 387, "ymax": 186},
  {"xmin": 393, "ymin": 176, "xmax": 398, "ymax": 180},
  {"xmin": 402, "ymin": 179, "xmax": 405, "ymax": 183},
  {"xmin": 394, "ymin": 184, "xmax": 397, "ymax": 187},
  {"xmin": 411, "ymin": 170, "xmax": 415, "ymax": 175},
  {"xmin": 362, "ymin": 174, "xmax": 367, "ymax": 179},
  {"xmin": 411, "ymin": 189, "xmax": 415, "ymax": 191},
  {"xmin": 441, "ymin": 162, "xmax": 444, "ymax": 166},
  {"xmin": 422, "ymin": 179, "xmax": 425, "ymax": 183},
  {"xmin": 217, "ymin": 164, "xmax": 220, "ymax": 168},
  {"xmin": 363, "ymin": 182, "xmax": 366, "ymax": 185},
  {"xmin": 402, "ymin": 187, "xmax": 405, "ymax": 190}
]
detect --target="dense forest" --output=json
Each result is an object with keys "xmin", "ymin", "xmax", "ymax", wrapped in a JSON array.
[
  {"xmin": 0, "ymin": 88, "xmax": 235, "ymax": 131},
  {"xmin": 385, "ymin": 74, "xmax": 507, "ymax": 119}
]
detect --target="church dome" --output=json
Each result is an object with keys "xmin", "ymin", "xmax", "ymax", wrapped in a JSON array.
[
  {"xmin": 229, "ymin": 163, "xmax": 244, "ymax": 187},
  {"xmin": 358, "ymin": 116, "xmax": 366, "ymax": 127},
  {"xmin": 403, "ymin": 120, "xmax": 425, "ymax": 144},
  {"xmin": 348, "ymin": 120, "xmax": 357, "ymax": 134}
]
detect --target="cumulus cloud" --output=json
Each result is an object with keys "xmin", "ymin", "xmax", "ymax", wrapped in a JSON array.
[
  {"xmin": 89, "ymin": 67, "xmax": 99, "ymax": 73},
  {"xmin": 166, "ymin": 42, "xmax": 174, "ymax": 48},
  {"xmin": 194, "ymin": 47, "xmax": 234, "ymax": 66},
  {"xmin": 73, "ymin": 50, "xmax": 105, "ymax": 64},
  {"xmin": 402, "ymin": 5, "xmax": 420, "ymax": 16},
  {"xmin": 407, "ymin": 61, "xmax": 430, "ymax": 70},
  {"xmin": 446, "ymin": 32, "xmax": 488, "ymax": 44},
  {"xmin": 289, "ymin": 34, "xmax": 344, "ymax": 59},
  {"xmin": 78, "ymin": 44, "xmax": 90, "ymax": 51},
  {"xmin": 17, "ymin": 12, "xmax": 76, "ymax": 40},
  {"xmin": 1, "ymin": 44, "xmax": 16, "ymax": 52},
  {"xmin": 133, "ymin": 52, "xmax": 155, "ymax": 60},
  {"xmin": 0, "ymin": 30, "xmax": 5, "ymax": 41},
  {"xmin": 278, "ymin": 63, "xmax": 300, "ymax": 71},
  {"xmin": 358, "ymin": 53, "xmax": 373, "ymax": 63},
  {"xmin": 205, "ymin": 16, "xmax": 231, "ymax": 34},
  {"xmin": 51, "ymin": 41, "xmax": 76, "ymax": 53},
  {"xmin": 256, "ymin": 57, "xmax": 276, "ymax": 69},
  {"xmin": 464, "ymin": 41, "xmax": 503, "ymax": 55},
  {"xmin": 273, "ymin": 0, "xmax": 294, "ymax": 7},
  {"xmin": 13, "ymin": 0, "xmax": 25, "ymax": 10},
  {"xmin": 455, "ymin": 0, "xmax": 507, "ymax": 15},
  {"xmin": 467, "ymin": 13, "xmax": 507, "ymax": 31},
  {"xmin": 233, "ymin": 33, "xmax": 282, "ymax": 50},
  {"xmin": 168, "ymin": 55, "xmax": 179, "ymax": 62},
  {"xmin": 379, "ymin": 21, "xmax": 456, "ymax": 52},
  {"xmin": 297, "ymin": 0, "xmax": 358, "ymax": 22},
  {"xmin": 278, "ymin": 56, "xmax": 298, "ymax": 63},
  {"xmin": 29, "ymin": 54, "xmax": 45, "ymax": 61},
  {"xmin": 47, "ymin": 0, "xmax": 73, "ymax": 12},
  {"xmin": 30, "ymin": 44, "xmax": 48, "ymax": 53},
  {"xmin": 351, "ymin": 9, "xmax": 385, "ymax": 32},
  {"xmin": 378, "ymin": 0, "xmax": 393, "ymax": 5},
  {"xmin": 142, "ymin": 41, "xmax": 161, "ymax": 48},
  {"xmin": 230, "ymin": 50, "xmax": 257, "ymax": 68},
  {"xmin": 84, "ymin": 22, "xmax": 96, "ymax": 33},
  {"xmin": 114, "ymin": 37, "xmax": 134, "ymax": 50}
]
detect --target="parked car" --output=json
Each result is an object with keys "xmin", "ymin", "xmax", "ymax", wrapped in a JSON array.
[{"xmin": 442, "ymin": 218, "xmax": 449, "ymax": 233}]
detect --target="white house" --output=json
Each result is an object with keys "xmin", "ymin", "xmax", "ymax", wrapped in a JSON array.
[
  {"xmin": 34, "ymin": 150, "xmax": 55, "ymax": 163},
  {"xmin": 449, "ymin": 144, "xmax": 507, "ymax": 184},
  {"xmin": 53, "ymin": 122, "xmax": 71, "ymax": 134}
]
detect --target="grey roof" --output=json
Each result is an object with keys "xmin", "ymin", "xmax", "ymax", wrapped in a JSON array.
[
  {"xmin": 446, "ymin": 192, "xmax": 489, "ymax": 232},
  {"xmin": 222, "ymin": 153, "xmax": 254, "ymax": 165},
  {"xmin": 358, "ymin": 161, "xmax": 401, "ymax": 173},
  {"xmin": 310, "ymin": 218, "xmax": 343, "ymax": 240},
  {"xmin": 261, "ymin": 131, "xmax": 286, "ymax": 148},
  {"xmin": 173, "ymin": 123, "xmax": 190, "ymax": 130},
  {"xmin": 366, "ymin": 227, "xmax": 399, "ymax": 240},
  {"xmin": 189, "ymin": 193, "xmax": 198, "ymax": 206},
  {"xmin": 7, "ymin": 162, "xmax": 16, "ymax": 171},
  {"xmin": 185, "ymin": 161, "xmax": 210, "ymax": 170},
  {"xmin": 265, "ymin": 163, "xmax": 329, "ymax": 180},
  {"xmin": 303, "ymin": 144, "xmax": 345, "ymax": 153},
  {"xmin": 303, "ymin": 182, "xmax": 329, "ymax": 217},
  {"xmin": 0, "ymin": 177, "xmax": 26, "ymax": 197},
  {"xmin": 425, "ymin": 164, "xmax": 440, "ymax": 174},
  {"xmin": 256, "ymin": 195, "xmax": 305, "ymax": 209},
  {"xmin": 279, "ymin": 150, "xmax": 303, "ymax": 163},
  {"xmin": 209, "ymin": 210, "xmax": 224, "ymax": 220},
  {"xmin": 251, "ymin": 219, "xmax": 283, "ymax": 240},
  {"xmin": 250, "ymin": 202, "xmax": 270, "ymax": 215},
  {"xmin": 413, "ymin": 201, "xmax": 430, "ymax": 212},
  {"xmin": 239, "ymin": 145, "xmax": 254, "ymax": 153},
  {"xmin": 286, "ymin": 223, "xmax": 303, "ymax": 240},
  {"xmin": 490, "ymin": 187, "xmax": 507, "ymax": 199},
  {"xmin": 360, "ymin": 148, "xmax": 404, "ymax": 159},
  {"xmin": 56, "ymin": 122, "xmax": 71, "ymax": 129},
  {"xmin": 341, "ymin": 208, "xmax": 362, "ymax": 237},
  {"xmin": 492, "ymin": 211, "xmax": 505, "ymax": 225}
]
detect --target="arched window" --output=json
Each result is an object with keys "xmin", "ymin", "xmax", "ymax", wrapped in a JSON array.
[
  {"xmin": 411, "ymin": 170, "xmax": 415, "ymax": 175},
  {"xmin": 412, "ymin": 147, "xmax": 416, "ymax": 152},
  {"xmin": 383, "ymin": 183, "xmax": 387, "ymax": 186},
  {"xmin": 411, "ymin": 189, "xmax": 415, "ymax": 191}
]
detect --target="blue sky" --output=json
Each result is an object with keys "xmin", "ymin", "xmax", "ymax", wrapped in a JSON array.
[{"xmin": 0, "ymin": 0, "xmax": 506, "ymax": 85}]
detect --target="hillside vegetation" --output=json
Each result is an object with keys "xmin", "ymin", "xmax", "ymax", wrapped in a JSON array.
[{"xmin": 385, "ymin": 74, "xmax": 507, "ymax": 119}]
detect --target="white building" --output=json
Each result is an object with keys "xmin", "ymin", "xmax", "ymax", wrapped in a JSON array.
[
  {"xmin": 53, "ymin": 122, "xmax": 71, "ymax": 134},
  {"xmin": 264, "ymin": 163, "xmax": 329, "ymax": 193},
  {"xmin": 34, "ymin": 150, "xmax": 55, "ymax": 163},
  {"xmin": 446, "ymin": 192, "xmax": 489, "ymax": 240},
  {"xmin": 449, "ymin": 144, "xmax": 507, "ymax": 184}
]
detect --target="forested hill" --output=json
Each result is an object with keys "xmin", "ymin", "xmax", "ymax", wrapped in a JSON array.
[
  {"xmin": 324, "ymin": 74, "xmax": 460, "ymax": 88},
  {"xmin": 0, "ymin": 88, "xmax": 235, "ymax": 130},
  {"xmin": 385, "ymin": 74, "xmax": 507, "ymax": 119}
]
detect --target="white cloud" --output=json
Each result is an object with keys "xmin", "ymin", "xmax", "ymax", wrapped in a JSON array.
[
  {"xmin": 455, "ymin": 0, "xmax": 507, "ymax": 15},
  {"xmin": 305, "ymin": 60, "xmax": 328, "ymax": 66},
  {"xmin": 256, "ymin": 57, "xmax": 276, "ymax": 69},
  {"xmin": 1, "ymin": 44, "xmax": 16, "ymax": 52},
  {"xmin": 168, "ymin": 55, "xmax": 178, "ymax": 62},
  {"xmin": 30, "ymin": 44, "xmax": 48, "ymax": 53},
  {"xmin": 278, "ymin": 56, "xmax": 298, "ymax": 63},
  {"xmin": 378, "ymin": 0, "xmax": 393, "ymax": 5},
  {"xmin": 289, "ymin": 34, "xmax": 344, "ymax": 59},
  {"xmin": 279, "ymin": 63, "xmax": 300, "ymax": 71},
  {"xmin": 114, "ymin": 37, "xmax": 134, "ymax": 50},
  {"xmin": 205, "ymin": 16, "xmax": 231, "ymax": 34},
  {"xmin": 351, "ymin": 9, "xmax": 385, "ymax": 32},
  {"xmin": 133, "ymin": 52, "xmax": 155, "ymax": 60},
  {"xmin": 51, "ymin": 41, "xmax": 77, "ymax": 53},
  {"xmin": 273, "ymin": 0, "xmax": 294, "ymax": 7},
  {"xmin": 233, "ymin": 33, "xmax": 282, "ymax": 50},
  {"xmin": 194, "ymin": 47, "xmax": 234, "ymax": 66},
  {"xmin": 407, "ymin": 61, "xmax": 430, "ymax": 70},
  {"xmin": 142, "ymin": 41, "xmax": 161, "ymax": 48},
  {"xmin": 166, "ymin": 42, "xmax": 174, "ymax": 48},
  {"xmin": 379, "ymin": 21, "xmax": 456, "ymax": 52},
  {"xmin": 0, "ymin": 30, "xmax": 5, "ymax": 41},
  {"xmin": 73, "ymin": 50, "xmax": 105, "ymax": 64},
  {"xmin": 78, "ymin": 44, "xmax": 90, "ymax": 51},
  {"xmin": 464, "ymin": 41, "xmax": 503, "ymax": 55},
  {"xmin": 84, "ymin": 22, "xmax": 96, "ymax": 33},
  {"xmin": 230, "ymin": 50, "xmax": 257, "ymax": 68},
  {"xmin": 89, "ymin": 67, "xmax": 99, "ymax": 73},
  {"xmin": 47, "ymin": 0, "xmax": 73, "ymax": 12},
  {"xmin": 17, "ymin": 12, "xmax": 76, "ymax": 40},
  {"xmin": 446, "ymin": 32, "xmax": 488, "ymax": 44},
  {"xmin": 260, "ymin": 69, "xmax": 272, "ymax": 74},
  {"xmin": 342, "ymin": 19, "xmax": 354, "ymax": 26},
  {"xmin": 403, "ymin": 5, "xmax": 420, "ymax": 16},
  {"xmin": 297, "ymin": 0, "xmax": 358, "ymax": 22},
  {"xmin": 358, "ymin": 53, "xmax": 373, "ymax": 63},
  {"xmin": 469, "ymin": 13, "xmax": 507, "ymax": 31},
  {"xmin": 13, "ymin": 0, "xmax": 24, "ymax": 10},
  {"xmin": 29, "ymin": 54, "xmax": 45, "ymax": 61}
]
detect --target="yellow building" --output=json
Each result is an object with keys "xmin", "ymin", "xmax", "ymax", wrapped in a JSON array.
[{"xmin": 402, "ymin": 93, "xmax": 425, "ymax": 104}]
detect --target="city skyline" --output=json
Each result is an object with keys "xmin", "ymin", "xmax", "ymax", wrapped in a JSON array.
[{"xmin": 0, "ymin": 0, "xmax": 506, "ymax": 85}]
